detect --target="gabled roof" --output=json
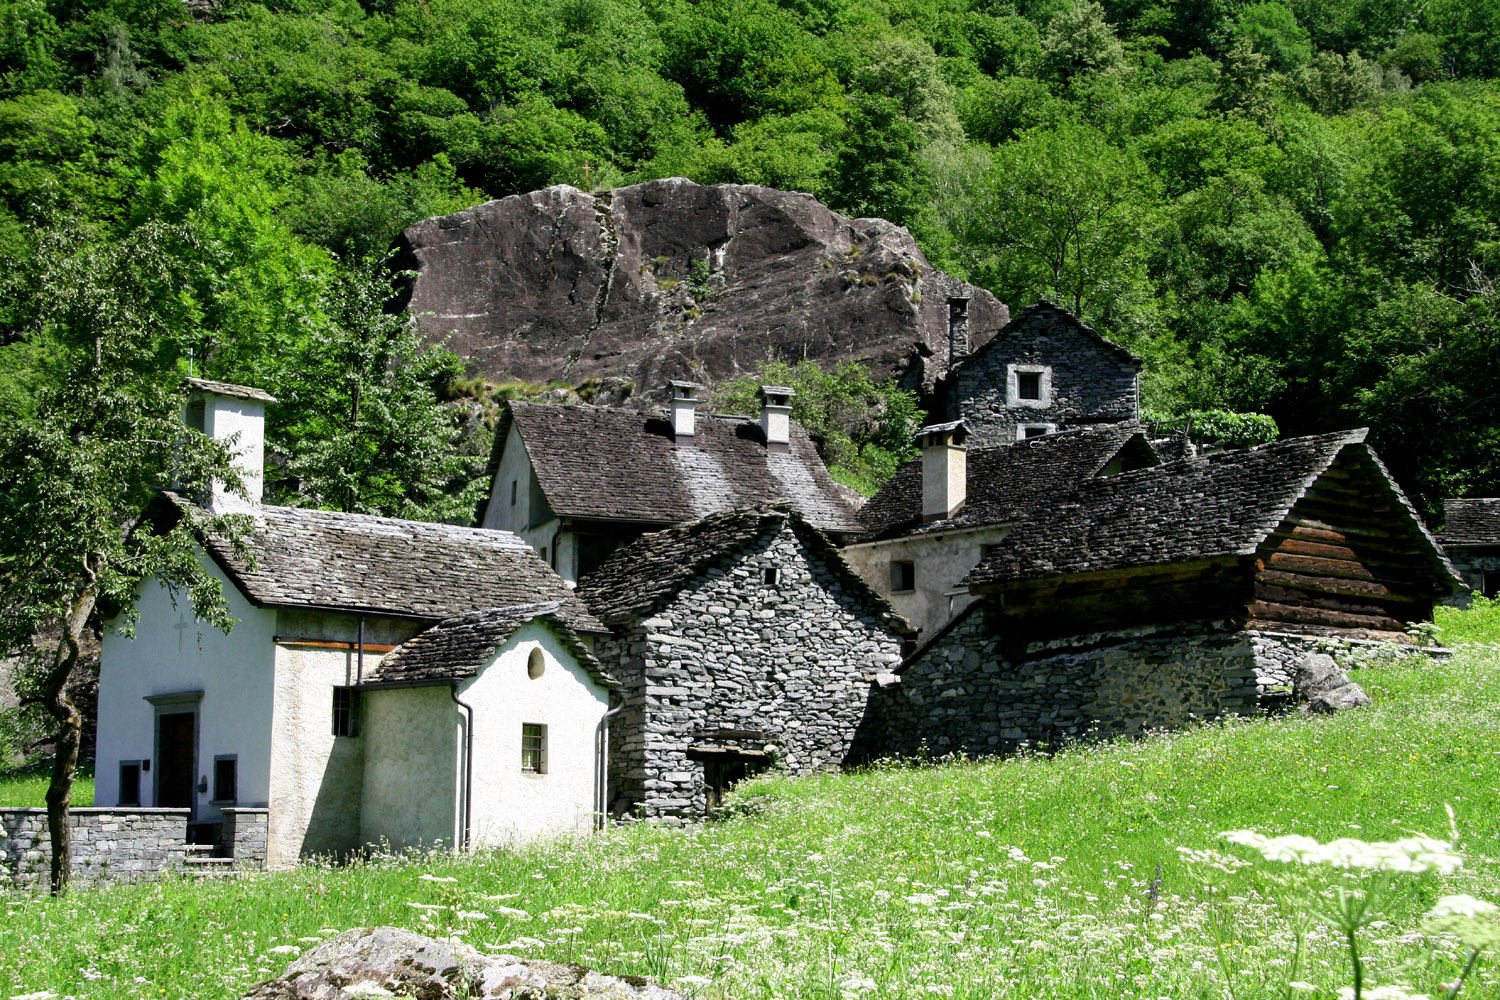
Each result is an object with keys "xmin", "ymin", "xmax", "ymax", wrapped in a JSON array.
[
  {"xmin": 858, "ymin": 424, "xmax": 1160, "ymax": 541},
  {"xmin": 477, "ymin": 402, "xmax": 863, "ymax": 535},
  {"xmin": 366, "ymin": 602, "xmax": 616, "ymax": 689},
  {"xmin": 1441, "ymin": 498, "xmax": 1500, "ymax": 546},
  {"xmin": 955, "ymin": 300, "xmax": 1141, "ymax": 372},
  {"xmin": 964, "ymin": 429, "xmax": 1462, "ymax": 591},
  {"xmin": 153, "ymin": 493, "xmax": 606, "ymax": 633},
  {"xmin": 574, "ymin": 503, "xmax": 914, "ymax": 635},
  {"xmin": 184, "ymin": 376, "xmax": 278, "ymax": 403}
]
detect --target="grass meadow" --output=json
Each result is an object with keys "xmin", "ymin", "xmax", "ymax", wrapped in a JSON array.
[
  {"xmin": 0, "ymin": 764, "xmax": 92, "ymax": 809},
  {"xmin": 2, "ymin": 635, "xmax": 1498, "ymax": 999}
]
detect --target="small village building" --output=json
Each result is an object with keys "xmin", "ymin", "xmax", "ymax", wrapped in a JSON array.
[
  {"xmin": 942, "ymin": 301, "xmax": 1141, "ymax": 447},
  {"xmin": 875, "ymin": 430, "xmax": 1463, "ymax": 758},
  {"xmin": 476, "ymin": 385, "xmax": 863, "ymax": 585},
  {"xmin": 1438, "ymin": 498, "xmax": 1500, "ymax": 599},
  {"xmin": 574, "ymin": 505, "xmax": 913, "ymax": 821},
  {"xmin": 95, "ymin": 379, "xmax": 608, "ymax": 868},
  {"xmin": 843, "ymin": 423, "xmax": 1161, "ymax": 637}
]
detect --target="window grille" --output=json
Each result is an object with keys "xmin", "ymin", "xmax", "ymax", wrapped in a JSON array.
[{"xmin": 521, "ymin": 723, "xmax": 547, "ymax": 773}]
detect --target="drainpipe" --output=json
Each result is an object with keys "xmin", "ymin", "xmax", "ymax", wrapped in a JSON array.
[
  {"xmin": 594, "ymin": 689, "xmax": 626, "ymax": 830},
  {"xmin": 356, "ymin": 616, "xmax": 366, "ymax": 685},
  {"xmin": 450, "ymin": 683, "xmax": 475, "ymax": 850}
]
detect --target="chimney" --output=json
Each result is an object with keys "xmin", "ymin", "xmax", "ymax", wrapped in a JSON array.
[
  {"xmin": 183, "ymin": 377, "xmax": 276, "ymax": 515},
  {"xmin": 759, "ymin": 385, "xmax": 795, "ymax": 454},
  {"xmin": 920, "ymin": 421, "xmax": 967, "ymax": 522},
  {"xmin": 668, "ymin": 380, "xmax": 701, "ymax": 446},
  {"xmin": 947, "ymin": 295, "xmax": 971, "ymax": 370}
]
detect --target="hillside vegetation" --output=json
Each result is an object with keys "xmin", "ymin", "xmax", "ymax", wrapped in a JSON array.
[
  {"xmin": 4, "ymin": 0, "xmax": 1500, "ymax": 514},
  {"xmin": 2, "ymin": 638, "xmax": 1497, "ymax": 998}
]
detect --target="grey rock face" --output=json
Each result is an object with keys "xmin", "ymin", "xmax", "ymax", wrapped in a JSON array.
[
  {"xmin": 396, "ymin": 179, "xmax": 1007, "ymax": 394},
  {"xmin": 1294, "ymin": 652, "xmax": 1372, "ymax": 713},
  {"xmin": 244, "ymin": 927, "xmax": 684, "ymax": 1000}
]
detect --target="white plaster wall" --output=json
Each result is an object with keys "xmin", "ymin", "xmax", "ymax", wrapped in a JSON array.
[
  {"xmin": 359, "ymin": 686, "xmax": 461, "ymax": 851},
  {"xmin": 480, "ymin": 423, "xmax": 569, "ymax": 579},
  {"xmin": 842, "ymin": 526, "xmax": 1013, "ymax": 638},
  {"xmin": 461, "ymin": 620, "xmax": 608, "ymax": 843},
  {"xmin": 266, "ymin": 639, "xmax": 377, "ymax": 866},
  {"xmin": 204, "ymin": 395, "xmax": 266, "ymax": 513},
  {"xmin": 95, "ymin": 558, "xmax": 277, "ymax": 818}
]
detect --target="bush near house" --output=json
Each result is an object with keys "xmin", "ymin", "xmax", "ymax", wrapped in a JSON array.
[{"xmin": 2, "ymin": 622, "xmax": 1498, "ymax": 999}]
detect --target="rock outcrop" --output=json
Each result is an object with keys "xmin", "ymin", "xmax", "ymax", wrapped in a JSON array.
[
  {"xmin": 395, "ymin": 179, "xmax": 1007, "ymax": 396},
  {"xmin": 1294, "ymin": 652, "xmax": 1372, "ymax": 713},
  {"xmin": 244, "ymin": 927, "xmax": 685, "ymax": 1000}
]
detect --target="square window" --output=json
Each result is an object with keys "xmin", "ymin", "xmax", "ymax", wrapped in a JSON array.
[
  {"xmin": 213, "ymin": 755, "xmax": 237, "ymax": 804},
  {"xmin": 118, "ymin": 762, "xmax": 141, "ymax": 807},
  {"xmin": 1017, "ymin": 371, "xmax": 1042, "ymax": 400},
  {"xmin": 891, "ymin": 560, "xmax": 915, "ymax": 592},
  {"xmin": 332, "ymin": 687, "xmax": 360, "ymax": 737},
  {"xmin": 521, "ymin": 723, "xmax": 547, "ymax": 773},
  {"xmin": 763, "ymin": 566, "xmax": 780, "ymax": 586}
]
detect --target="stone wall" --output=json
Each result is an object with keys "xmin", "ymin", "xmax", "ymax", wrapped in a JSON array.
[
  {"xmin": 0, "ymin": 807, "xmax": 191, "ymax": 891},
  {"xmin": 220, "ymin": 807, "xmax": 269, "ymax": 871},
  {"xmin": 1249, "ymin": 630, "xmax": 1448, "ymax": 692},
  {"xmin": 1445, "ymin": 548, "xmax": 1500, "ymax": 600},
  {"xmin": 952, "ymin": 305, "xmax": 1138, "ymax": 447},
  {"xmin": 598, "ymin": 522, "xmax": 905, "ymax": 822}
]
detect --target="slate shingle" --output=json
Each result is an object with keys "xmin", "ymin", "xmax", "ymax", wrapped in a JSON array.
[
  {"xmin": 1441, "ymin": 499, "xmax": 1500, "ymax": 546},
  {"xmin": 369, "ymin": 603, "xmax": 615, "ymax": 688},
  {"xmin": 158, "ymin": 493, "xmax": 605, "ymax": 632}
]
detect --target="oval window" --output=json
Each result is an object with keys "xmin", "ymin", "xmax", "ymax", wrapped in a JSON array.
[{"xmin": 527, "ymin": 647, "xmax": 545, "ymax": 680}]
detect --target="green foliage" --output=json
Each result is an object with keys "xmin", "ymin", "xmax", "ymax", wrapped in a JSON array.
[
  {"xmin": 713, "ymin": 359, "xmax": 922, "ymax": 495},
  {"xmin": 1435, "ymin": 594, "xmax": 1500, "ymax": 645},
  {"xmin": 1182, "ymin": 408, "xmax": 1281, "ymax": 447}
]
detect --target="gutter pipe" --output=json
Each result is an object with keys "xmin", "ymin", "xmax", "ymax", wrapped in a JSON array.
[
  {"xmin": 594, "ymin": 689, "xmax": 626, "ymax": 830},
  {"xmin": 450, "ymin": 683, "xmax": 475, "ymax": 851}
]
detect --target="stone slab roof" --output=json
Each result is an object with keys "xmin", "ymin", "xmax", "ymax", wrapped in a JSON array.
[
  {"xmin": 956, "ymin": 300, "xmax": 1141, "ymax": 370},
  {"xmin": 481, "ymin": 402, "xmax": 863, "ymax": 534},
  {"xmin": 156, "ymin": 493, "xmax": 605, "ymax": 632},
  {"xmin": 184, "ymin": 376, "xmax": 277, "ymax": 403},
  {"xmin": 367, "ymin": 602, "xmax": 615, "ymax": 688},
  {"xmin": 964, "ymin": 429, "xmax": 1461, "ymax": 590},
  {"xmin": 1441, "ymin": 498, "xmax": 1500, "ymax": 546},
  {"xmin": 575, "ymin": 503, "xmax": 914, "ymax": 635},
  {"xmin": 858, "ymin": 424, "xmax": 1160, "ymax": 541}
]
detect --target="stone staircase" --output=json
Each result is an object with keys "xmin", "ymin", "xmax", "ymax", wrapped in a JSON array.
[{"xmin": 181, "ymin": 843, "xmax": 243, "ymax": 878}]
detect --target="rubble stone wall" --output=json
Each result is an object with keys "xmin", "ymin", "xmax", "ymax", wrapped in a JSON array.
[{"xmin": 0, "ymin": 807, "xmax": 191, "ymax": 891}]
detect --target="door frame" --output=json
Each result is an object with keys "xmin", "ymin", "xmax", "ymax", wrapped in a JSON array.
[{"xmin": 145, "ymin": 690, "xmax": 203, "ymax": 818}]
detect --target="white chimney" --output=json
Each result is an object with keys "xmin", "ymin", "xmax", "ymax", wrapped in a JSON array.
[
  {"xmin": 759, "ymin": 385, "xmax": 795, "ymax": 454},
  {"xmin": 668, "ymin": 380, "xmax": 701, "ymax": 446},
  {"xmin": 920, "ymin": 421, "xmax": 967, "ymax": 522},
  {"xmin": 183, "ymin": 377, "xmax": 276, "ymax": 515}
]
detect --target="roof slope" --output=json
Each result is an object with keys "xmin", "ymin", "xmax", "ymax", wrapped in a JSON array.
[
  {"xmin": 858, "ymin": 424, "xmax": 1159, "ymax": 540},
  {"xmin": 487, "ymin": 402, "xmax": 863, "ymax": 534},
  {"xmin": 368, "ymin": 602, "xmax": 615, "ymax": 688},
  {"xmin": 955, "ymin": 300, "xmax": 1141, "ymax": 371},
  {"xmin": 1442, "ymin": 498, "xmax": 1500, "ymax": 546},
  {"xmin": 575, "ymin": 503, "xmax": 914, "ymax": 635},
  {"xmin": 965, "ymin": 429, "xmax": 1459, "ymax": 590},
  {"xmin": 157, "ymin": 493, "xmax": 605, "ymax": 632}
]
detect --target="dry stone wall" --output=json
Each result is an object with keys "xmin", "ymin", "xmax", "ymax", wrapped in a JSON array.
[
  {"xmin": 598, "ymin": 522, "xmax": 904, "ymax": 822},
  {"xmin": 0, "ymin": 807, "xmax": 191, "ymax": 891}
]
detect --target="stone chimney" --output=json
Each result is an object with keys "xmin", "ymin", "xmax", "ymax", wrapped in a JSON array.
[
  {"xmin": 947, "ymin": 296, "xmax": 970, "ymax": 370},
  {"xmin": 920, "ymin": 421, "xmax": 967, "ymax": 522},
  {"xmin": 759, "ymin": 385, "xmax": 795, "ymax": 454},
  {"xmin": 668, "ymin": 380, "xmax": 701, "ymax": 446},
  {"xmin": 183, "ymin": 377, "xmax": 277, "ymax": 515}
]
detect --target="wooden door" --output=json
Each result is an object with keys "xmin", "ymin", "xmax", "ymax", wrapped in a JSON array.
[{"xmin": 156, "ymin": 711, "xmax": 196, "ymax": 813}]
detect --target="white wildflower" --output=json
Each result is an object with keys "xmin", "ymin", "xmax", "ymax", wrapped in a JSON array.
[
  {"xmin": 492, "ymin": 906, "xmax": 529, "ymax": 919},
  {"xmin": 840, "ymin": 977, "xmax": 877, "ymax": 993},
  {"xmin": 1427, "ymin": 895, "xmax": 1499, "ymax": 919},
  {"xmin": 457, "ymin": 911, "xmax": 490, "ymax": 922},
  {"xmin": 1337, "ymin": 986, "xmax": 1429, "ymax": 1000},
  {"xmin": 267, "ymin": 945, "xmax": 301, "ymax": 956},
  {"xmin": 418, "ymin": 874, "xmax": 458, "ymax": 883},
  {"xmin": 10, "ymin": 991, "xmax": 60, "ymax": 1000}
]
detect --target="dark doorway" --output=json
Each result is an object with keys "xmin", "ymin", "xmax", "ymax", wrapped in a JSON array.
[
  {"xmin": 156, "ymin": 711, "xmax": 196, "ymax": 812},
  {"xmin": 701, "ymin": 754, "xmax": 769, "ymax": 814}
]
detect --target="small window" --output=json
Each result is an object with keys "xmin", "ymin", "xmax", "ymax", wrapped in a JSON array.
[
  {"xmin": 119, "ymin": 762, "xmax": 142, "ymax": 806},
  {"xmin": 980, "ymin": 543, "xmax": 1002, "ymax": 561},
  {"xmin": 212, "ymin": 755, "xmax": 237, "ymax": 804},
  {"xmin": 1019, "ymin": 424, "xmax": 1055, "ymax": 440},
  {"xmin": 527, "ymin": 647, "xmax": 546, "ymax": 680},
  {"xmin": 891, "ymin": 560, "xmax": 915, "ymax": 593},
  {"xmin": 521, "ymin": 723, "xmax": 547, "ymax": 773},
  {"xmin": 763, "ymin": 566, "xmax": 780, "ymax": 586},
  {"xmin": 1017, "ymin": 371, "xmax": 1042, "ymax": 400},
  {"xmin": 510, "ymin": 480, "xmax": 518, "ymax": 505},
  {"xmin": 184, "ymin": 399, "xmax": 206, "ymax": 433},
  {"xmin": 332, "ymin": 687, "xmax": 360, "ymax": 737},
  {"xmin": 539, "ymin": 546, "xmax": 548, "ymax": 565}
]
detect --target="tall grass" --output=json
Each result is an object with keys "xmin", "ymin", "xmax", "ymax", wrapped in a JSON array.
[
  {"xmin": 2, "ymin": 648, "xmax": 1497, "ymax": 1000},
  {"xmin": 0, "ymin": 763, "xmax": 92, "ymax": 808}
]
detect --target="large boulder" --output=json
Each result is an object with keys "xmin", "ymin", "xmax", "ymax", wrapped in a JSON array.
[
  {"xmin": 395, "ymin": 178, "xmax": 1008, "ymax": 396},
  {"xmin": 244, "ymin": 927, "xmax": 685, "ymax": 1000},
  {"xmin": 1294, "ymin": 652, "xmax": 1372, "ymax": 714}
]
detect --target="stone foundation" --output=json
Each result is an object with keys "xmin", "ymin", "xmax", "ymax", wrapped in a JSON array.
[
  {"xmin": 220, "ymin": 807, "xmax": 269, "ymax": 871},
  {"xmin": 0, "ymin": 807, "xmax": 192, "ymax": 891}
]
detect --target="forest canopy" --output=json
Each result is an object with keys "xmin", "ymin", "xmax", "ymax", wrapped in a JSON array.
[{"xmin": 3, "ymin": 0, "xmax": 1500, "ymax": 513}]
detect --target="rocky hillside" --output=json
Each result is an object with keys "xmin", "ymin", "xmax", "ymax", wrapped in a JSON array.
[{"xmin": 395, "ymin": 179, "xmax": 1008, "ymax": 397}]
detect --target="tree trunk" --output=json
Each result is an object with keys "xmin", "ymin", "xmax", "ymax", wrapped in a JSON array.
[{"xmin": 41, "ymin": 564, "xmax": 98, "ymax": 894}]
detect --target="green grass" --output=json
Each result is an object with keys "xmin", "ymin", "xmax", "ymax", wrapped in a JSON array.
[
  {"xmin": 0, "ymin": 762, "xmax": 92, "ymax": 808},
  {"xmin": 3, "ymin": 648, "xmax": 1499, "ymax": 999},
  {"xmin": 1435, "ymin": 593, "xmax": 1500, "ymax": 645}
]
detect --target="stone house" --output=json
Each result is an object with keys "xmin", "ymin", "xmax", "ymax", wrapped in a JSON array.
[
  {"xmin": 476, "ymin": 383, "xmax": 863, "ymax": 584},
  {"xmin": 573, "ymin": 505, "xmax": 912, "ymax": 821},
  {"xmin": 875, "ymin": 429, "xmax": 1463, "ymax": 758},
  {"xmin": 941, "ymin": 300, "xmax": 1141, "ymax": 447},
  {"xmin": 95, "ymin": 379, "xmax": 612, "ymax": 868},
  {"xmin": 843, "ymin": 422, "xmax": 1161, "ymax": 637},
  {"xmin": 1438, "ymin": 498, "xmax": 1500, "ymax": 599}
]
